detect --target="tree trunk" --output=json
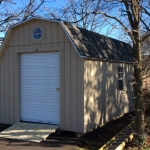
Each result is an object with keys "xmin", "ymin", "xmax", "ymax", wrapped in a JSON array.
[{"xmin": 133, "ymin": 39, "xmax": 145, "ymax": 140}]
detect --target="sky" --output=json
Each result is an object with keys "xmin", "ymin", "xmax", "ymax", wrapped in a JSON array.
[
  {"xmin": 43, "ymin": 0, "xmax": 126, "ymax": 41},
  {"xmin": 1, "ymin": 0, "xmax": 149, "ymax": 44},
  {"xmin": 0, "ymin": 0, "xmax": 130, "ymax": 42}
]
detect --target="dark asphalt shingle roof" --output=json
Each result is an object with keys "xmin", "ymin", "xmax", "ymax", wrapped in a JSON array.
[{"xmin": 63, "ymin": 22, "xmax": 134, "ymax": 62}]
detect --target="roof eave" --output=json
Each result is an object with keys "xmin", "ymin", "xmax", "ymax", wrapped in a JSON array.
[{"xmin": 84, "ymin": 56, "xmax": 134, "ymax": 64}]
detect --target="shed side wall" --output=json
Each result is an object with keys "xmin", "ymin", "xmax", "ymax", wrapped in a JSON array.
[
  {"xmin": 84, "ymin": 60, "xmax": 133, "ymax": 132},
  {"xmin": 0, "ymin": 19, "xmax": 84, "ymax": 132}
]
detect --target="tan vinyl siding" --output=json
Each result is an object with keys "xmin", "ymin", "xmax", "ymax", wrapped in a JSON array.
[
  {"xmin": 4, "ymin": 48, "xmax": 9, "ymax": 124},
  {"xmin": 9, "ymin": 47, "xmax": 15, "ymax": 124},
  {"xmin": 84, "ymin": 60, "xmax": 133, "ymax": 132},
  {"xmin": 64, "ymin": 42, "xmax": 71, "ymax": 130},
  {"xmin": 78, "ymin": 55, "xmax": 84, "ymax": 132},
  {"xmin": 0, "ymin": 19, "xmax": 84, "ymax": 132},
  {"xmin": 62, "ymin": 43, "xmax": 84, "ymax": 132},
  {"xmin": 0, "ymin": 52, "xmax": 5, "ymax": 123}
]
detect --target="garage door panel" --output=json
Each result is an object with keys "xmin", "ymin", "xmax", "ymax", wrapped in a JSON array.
[
  {"xmin": 20, "ymin": 52, "xmax": 59, "ymax": 125},
  {"xmin": 21, "ymin": 101, "xmax": 59, "ymax": 106}
]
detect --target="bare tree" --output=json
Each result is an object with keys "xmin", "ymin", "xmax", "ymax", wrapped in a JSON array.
[
  {"xmin": 70, "ymin": 0, "xmax": 150, "ymax": 142},
  {"xmin": 44, "ymin": 0, "xmax": 116, "ymax": 35},
  {"xmin": 22, "ymin": 0, "xmax": 45, "ymax": 21},
  {"xmin": 0, "ymin": 0, "xmax": 45, "ymax": 37}
]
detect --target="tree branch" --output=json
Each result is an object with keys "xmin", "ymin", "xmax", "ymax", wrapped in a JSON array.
[
  {"xmin": 22, "ymin": 0, "xmax": 45, "ymax": 21},
  {"xmin": 72, "ymin": 11, "xmax": 136, "ymax": 44},
  {"xmin": 123, "ymin": 0, "xmax": 134, "ymax": 28},
  {"xmin": 22, "ymin": 0, "xmax": 34, "ymax": 21},
  {"xmin": 141, "ymin": 6, "xmax": 150, "ymax": 16},
  {"xmin": 140, "ymin": 18, "xmax": 150, "ymax": 32},
  {"xmin": 30, "ymin": 0, "xmax": 45, "ymax": 16},
  {"xmin": 141, "ymin": 32, "xmax": 150, "ymax": 43},
  {"xmin": 0, "ymin": 0, "xmax": 16, "ymax": 4}
]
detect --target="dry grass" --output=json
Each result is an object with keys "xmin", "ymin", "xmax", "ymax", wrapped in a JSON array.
[
  {"xmin": 124, "ymin": 93, "xmax": 150, "ymax": 150},
  {"xmin": 123, "ymin": 134, "xmax": 150, "ymax": 150}
]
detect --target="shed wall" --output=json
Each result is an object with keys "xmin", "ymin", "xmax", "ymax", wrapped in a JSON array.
[
  {"xmin": 0, "ymin": 19, "xmax": 84, "ymax": 132},
  {"xmin": 84, "ymin": 60, "xmax": 134, "ymax": 132}
]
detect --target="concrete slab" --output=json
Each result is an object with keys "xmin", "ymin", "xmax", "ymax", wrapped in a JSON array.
[{"xmin": 0, "ymin": 122, "xmax": 59, "ymax": 143}]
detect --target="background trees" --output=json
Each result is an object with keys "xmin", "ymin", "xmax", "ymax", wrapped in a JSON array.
[
  {"xmin": 0, "ymin": 0, "xmax": 45, "ymax": 38},
  {"xmin": 44, "ymin": 0, "xmax": 117, "ymax": 36}
]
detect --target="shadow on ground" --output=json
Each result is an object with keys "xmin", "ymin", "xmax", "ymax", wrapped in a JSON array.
[{"xmin": 0, "ymin": 112, "xmax": 134, "ymax": 150}]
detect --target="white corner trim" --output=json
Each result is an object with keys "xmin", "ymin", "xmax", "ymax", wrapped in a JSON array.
[
  {"xmin": 0, "ymin": 28, "xmax": 13, "ymax": 55},
  {"xmin": 84, "ymin": 56, "xmax": 134, "ymax": 64}
]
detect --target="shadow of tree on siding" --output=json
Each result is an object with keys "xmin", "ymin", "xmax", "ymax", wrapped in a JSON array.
[{"xmin": 84, "ymin": 60, "xmax": 133, "ymax": 132}]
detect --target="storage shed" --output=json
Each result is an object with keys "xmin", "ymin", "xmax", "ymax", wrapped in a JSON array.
[{"xmin": 0, "ymin": 17, "xmax": 134, "ymax": 133}]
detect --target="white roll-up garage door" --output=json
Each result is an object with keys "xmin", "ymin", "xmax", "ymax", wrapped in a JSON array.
[{"xmin": 20, "ymin": 52, "xmax": 59, "ymax": 125}]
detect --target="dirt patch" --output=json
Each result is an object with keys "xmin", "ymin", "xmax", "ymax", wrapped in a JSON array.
[{"xmin": 47, "ymin": 112, "xmax": 134, "ymax": 149}]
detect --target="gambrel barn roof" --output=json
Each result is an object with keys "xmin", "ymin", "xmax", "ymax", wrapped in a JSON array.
[
  {"xmin": 0, "ymin": 17, "xmax": 134, "ymax": 63},
  {"xmin": 62, "ymin": 22, "xmax": 134, "ymax": 62}
]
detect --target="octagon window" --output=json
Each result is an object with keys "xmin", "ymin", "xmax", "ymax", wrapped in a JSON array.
[{"xmin": 33, "ymin": 28, "xmax": 42, "ymax": 40}]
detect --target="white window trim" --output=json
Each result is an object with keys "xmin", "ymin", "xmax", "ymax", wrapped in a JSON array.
[
  {"xmin": 118, "ymin": 66, "xmax": 124, "ymax": 91},
  {"xmin": 32, "ymin": 28, "xmax": 42, "ymax": 40},
  {"xmin": 30, "ymin": 23, "xmax": 45, "ymax": 44}
]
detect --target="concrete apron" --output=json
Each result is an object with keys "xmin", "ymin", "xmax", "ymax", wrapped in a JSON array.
[{"xmin": 0, "ymin": 122, "xmax": 59, "ymax": 143}]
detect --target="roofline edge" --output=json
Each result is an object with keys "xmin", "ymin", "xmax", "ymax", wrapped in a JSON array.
[
  {"xmin": 10, "ymin": 17, "xmax": 60, "ymax": 29},
  {"xmin": 84, "ymin": 56, "xmax": 134, "ymax": 64},
  {"xmin": 60, "ymin": 21, "xmax": 85, "ymax": 58}
]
